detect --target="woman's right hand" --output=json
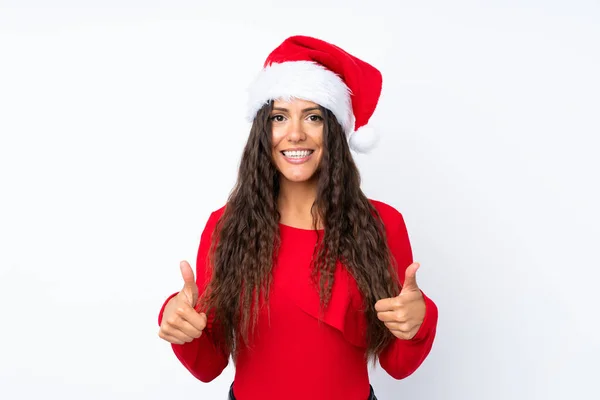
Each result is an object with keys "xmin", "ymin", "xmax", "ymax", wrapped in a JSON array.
[{"xmin": 158, "ymin": 261, "xmax": 208, "ymax": 344}]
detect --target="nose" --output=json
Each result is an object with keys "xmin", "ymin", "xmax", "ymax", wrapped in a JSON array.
[{"xmin": 286, "ymin": 117, "xmax": 306, "ymax": 142}]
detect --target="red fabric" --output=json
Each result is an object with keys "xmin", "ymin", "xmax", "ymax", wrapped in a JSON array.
[
  {"xmin": 158, "ymin": 199, "xmax": 438, "ymax": 399},
  {"xmin": 263, "ymin": 35, "xmax": 382, "ymax": 132}
]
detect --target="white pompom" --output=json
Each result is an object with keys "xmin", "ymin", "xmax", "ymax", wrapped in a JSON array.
[{"xmin": 348, "ymin": 125, "xmax": 379, "ymax": 153}]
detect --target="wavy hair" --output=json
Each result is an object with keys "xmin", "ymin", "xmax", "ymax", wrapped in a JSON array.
[{"xmin": 198, "ymin": 101, "xmax": 401, "ymax": 364}]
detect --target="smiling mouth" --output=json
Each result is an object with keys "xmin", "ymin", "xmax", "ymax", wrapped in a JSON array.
[{"xmin": 281, "ymin": 150, "xmax": 314, "ymax": 158}]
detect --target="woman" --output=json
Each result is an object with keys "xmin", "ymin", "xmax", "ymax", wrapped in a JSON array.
[{"xmin": 157, "ymin": 35, "xmax": 438, "ymax": 400}]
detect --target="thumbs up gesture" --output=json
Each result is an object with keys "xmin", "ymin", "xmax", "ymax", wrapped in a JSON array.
[
  {"xmin": 374, "ymin": 262, "xmax": 426, "ymax": 340},
  {"xmin": 158, "ymin": 261, "xmax": 208, "ymax": 345}
]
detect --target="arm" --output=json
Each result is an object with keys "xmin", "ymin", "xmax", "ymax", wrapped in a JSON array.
[
  {"xmin": 378, "ymin": 210, "xmax": 438, "ymax": 380},
  {"xmin": 157, "ymin": 210, "xmax": 230, "ymax": 382}
]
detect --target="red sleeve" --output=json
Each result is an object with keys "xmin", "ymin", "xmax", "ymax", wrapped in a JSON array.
[
  {"xmin": 157, "ymin": 209, "xmax": 229, "ymax": 382},
  {"xmin": 377, "ymin": 205, "xmax": 438, "ymax": 380}
]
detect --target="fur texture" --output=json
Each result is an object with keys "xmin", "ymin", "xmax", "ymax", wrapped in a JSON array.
[
  {"xmin": 348, "ymin": 126, "xmax": 379, "ymax": 153},
  {"xmin": 247, "ymin": 61, "xmax": 354, "ymax": 136}
]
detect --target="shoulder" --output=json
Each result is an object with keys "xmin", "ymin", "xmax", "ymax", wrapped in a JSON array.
[
  {"xmin": 368, "ymin": 199, "xmax": 413, "ymax": 266},
  {"xmin": 200, "ymin": 204, "xmax": 227, "ymax": 236},
  {"xmin": 368, "ymin": 198, "xmax": 405, "ymax": 225},
  {"xmin": 209, "ymin": 204, "xmax": 227, "ymax": 221}
]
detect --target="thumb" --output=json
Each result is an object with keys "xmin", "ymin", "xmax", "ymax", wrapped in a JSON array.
[
  {"xmin": 401, "ymin": 262, "xmax": 420, "ymax": 293},
  {"xmin": 180, "ymin": 260, "xmax": 198, "ymax": 307}
]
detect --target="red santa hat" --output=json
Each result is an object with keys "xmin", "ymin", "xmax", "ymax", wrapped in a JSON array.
[{"xmin": 246, "ymin": 35, "xmax": 382, "ymax": 153}]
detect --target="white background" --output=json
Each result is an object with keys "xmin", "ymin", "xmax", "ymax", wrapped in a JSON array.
[{"xmin": 1, "ymin": 1, "xmax": 599, "ymax": 399}]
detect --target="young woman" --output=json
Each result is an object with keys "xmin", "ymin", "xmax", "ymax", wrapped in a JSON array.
[{"xmin": 157, "ymin": 35, "xmax": 438, "ymax": 400}]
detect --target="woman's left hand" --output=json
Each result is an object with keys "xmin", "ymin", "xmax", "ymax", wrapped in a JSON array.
[{"xmin": 375, "ymin": 262, "xmax": 426, "ymax": 340}]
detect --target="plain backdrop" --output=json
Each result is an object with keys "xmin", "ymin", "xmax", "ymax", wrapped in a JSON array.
[{"xmin": 1, "ymin": 1, "xmax": 599, "ymax": 399}]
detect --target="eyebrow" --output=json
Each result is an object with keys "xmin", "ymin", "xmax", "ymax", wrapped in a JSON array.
[{"xmin": 272, "ymin": 107, "xmax": 321, "ymax": 113}]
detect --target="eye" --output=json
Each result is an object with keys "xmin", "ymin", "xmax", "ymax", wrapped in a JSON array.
[
  {"xmin": 270, "ymin": 115, "xmax": 285, "ymax": 122},
  {"xmin": 308, "ymin": 114, "xmax": 323, "ymax": 122}
]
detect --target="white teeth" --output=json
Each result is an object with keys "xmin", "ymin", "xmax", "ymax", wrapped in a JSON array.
[{"xmin": 283, "ymin": 150, "xmax": 312, "ymax": 158}]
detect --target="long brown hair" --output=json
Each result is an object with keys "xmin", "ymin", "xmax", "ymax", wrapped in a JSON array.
[{"xmin": 198, "ymin": 101, "xmax": 401, "ymax": 364}]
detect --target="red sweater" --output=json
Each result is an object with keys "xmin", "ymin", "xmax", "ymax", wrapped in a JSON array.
[{"xmin": 158, "ymin": 199, "xmax": 438, "ymax": 399}]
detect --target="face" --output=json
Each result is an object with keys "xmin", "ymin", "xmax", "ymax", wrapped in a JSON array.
[{"xmin": 270, "ymin": 98, "xmax": 324, "ymax": 184}]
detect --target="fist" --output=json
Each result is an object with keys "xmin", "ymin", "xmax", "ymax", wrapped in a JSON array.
[
  {"xmin": 158, "ymin": 261, "xmax": 208, "ymax": 344},
  {"xmin": 375, "ymin": 262, "xmax": 426, "ymax": 340}
]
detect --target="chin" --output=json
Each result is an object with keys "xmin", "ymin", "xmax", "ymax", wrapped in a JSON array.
[
  {"xmin": 279, "ymin": 167, "xmax": 319, "ymax": 183},
  {"xmin": 281, "ymin": 173, "xmax": 317, "ymax": 183}
]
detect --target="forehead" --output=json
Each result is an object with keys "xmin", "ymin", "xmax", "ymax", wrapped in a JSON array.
[{"xmin": 272, "ymin": 98, "xmax": 320, "ymax": 109}]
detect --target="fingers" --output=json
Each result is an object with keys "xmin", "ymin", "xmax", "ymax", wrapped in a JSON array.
[
  {"xmin": 374, "ymin": 297, "xmax": 399, "ymax": 313},
  {"xmin": 382, "ymin": 320, "xmax": 412, "ymax": 332},
  {"xmin": 180, "ymin": 287, "xmax": 196, "ymax": 308},
  {"xmin": 179, "ymin": 261, "xmax": 199, "ymax": 307},
  {"xmin": 159, "ymin": 314, "xmax": 202, "ymax": 344},
  {"xmin": 377, "ymin": 310, "xmax": 419, "ymax": 338},
  {"xmin": 385, "ymin": 323, "xmax": 421, "ymax": 340},
  {"xmin": 375, "ymin": 262, "xmax": 426, "ymax": 341},
  {"xmin": 158, "ymin": 330, "xmax": 189, "ymax": 345},
  {"xmin": 175, "ymin": 307, "xmax": 208, "ymax": 333},
  {"xmin": 376, "ymin": 310, "xmax": 406, "ymax": 323},
  {"xmin": 376, "ymin": 290, "xmax": 423, "ymax": 313},
  {"xmin": 401, "ymin": 262, "xmax": 420, "ymax": 292},
  {"xmin": 158, "ymin": 319, "xmax": 195, "ymax": 343},
  {"xmin": 180, "ymin": 260, "xmax": 195, "ymax": 284},
  {"xmin": 158, "ymin": 302, "xmax": 207, "ymax": 345}
]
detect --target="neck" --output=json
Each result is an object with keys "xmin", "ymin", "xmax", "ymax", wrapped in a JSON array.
[{"xmin": 277, "ymin": 176, "xmax": 322, "ymax": 228}]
